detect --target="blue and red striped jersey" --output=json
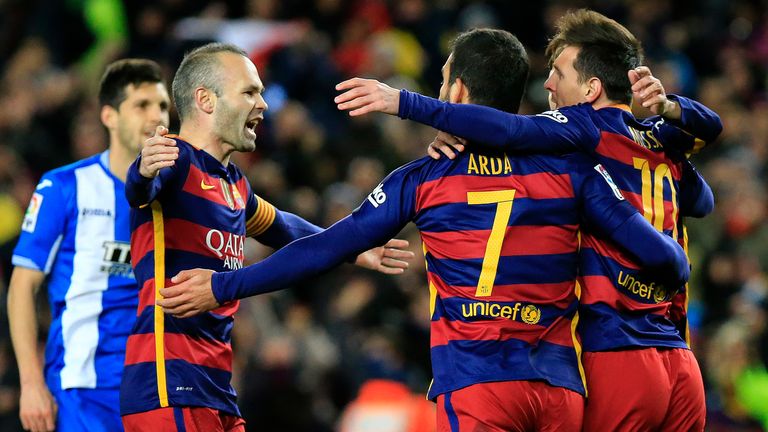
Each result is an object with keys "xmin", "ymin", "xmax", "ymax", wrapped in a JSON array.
[
  {"xmin": 120, "ymin": 137, "xmax": 319, "ymax": 416},
  {"xmin": 397, "ymin": 91, "xmax": 721, "ymax": 352},
  {"xmin": 212, "ymin": 149, "xmax": 688, "ymax": 400}
]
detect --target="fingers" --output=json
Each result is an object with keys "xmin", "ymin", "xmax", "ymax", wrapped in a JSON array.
[
  {"xmin": 171, "ymin": 269, "xmax": 195, "ymax": 284},
  {"xmin": 384, "ymin": 239, "xmax": 409, "ymax": 249},
  {"xmin": 153, "ymin": 125, "xmax": 169, "ymax": 137},
  {"xmin": 427, "ymin": 144, "xmax": 441, "ymax": 160},
  {"xmin": 43, "ymin": 406, "xmax": 55, "ymax": 431},
  {"xmin": 337, "ymin": 94, "xmax": 377, "ymax": 112},
  {"xmin": 384, "ymin": 248, "xmax": 415, "ymax": 261},
  {"xmin": 333, "ymin": 85, "xmax": 369, "ymax": 104},
  {"xmin": 335, "ymin": 77, "xmax": 369, "ymax": 92}
]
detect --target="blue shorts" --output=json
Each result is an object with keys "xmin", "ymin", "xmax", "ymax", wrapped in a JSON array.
[{"xmin": 54, "ymin": 388, "xmax": 122, "ymax": 432}]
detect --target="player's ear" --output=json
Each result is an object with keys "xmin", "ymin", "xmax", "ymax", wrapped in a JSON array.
[
  {"xmin": 450, "ymin": 77, "xmax": 469, "ymax": 104},
  {"xmin": 195, "ymin": 87, "xmax": 216, "ymax": 114},
  {"xmin": 584, "ymin": 77, "xmax": 603, "ymax": 104},
  {"xmin": 100, "ymin": 105, "xmax": 118, "ymax": 130}
]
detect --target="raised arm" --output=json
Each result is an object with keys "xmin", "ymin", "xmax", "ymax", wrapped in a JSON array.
[
  {"xmin": 335, "ymin": 78, "xmax": 600, "ymax": 154},
  {"xmin": 125, "ymin": 127, "xmax": 181, "ymax": 207},
  {"xmin": 630, "ymin": 66, "xmax": 722, "ymax": 153}
]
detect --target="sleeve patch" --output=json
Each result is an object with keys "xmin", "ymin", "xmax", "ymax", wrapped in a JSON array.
[
  {"xmin": 594, "ymin": 164, "xmax": 625, "ymax": 201},
  {"xmin": 535, "ymin": 110, "xmax": 569, "ymax": 123},
  {"xmin": 22, "ymin": 193, "xmax": 44, "ymax": 233}
]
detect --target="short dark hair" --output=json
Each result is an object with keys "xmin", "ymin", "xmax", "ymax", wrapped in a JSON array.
[
  {"xmin": 449, "ymin": 28, "xmax": 529, "ymax": 113},
  {"xmin": 172, "ymin": 43, "xmax": 249, "ymax": 121},
  {"xmin": 98, "ymin": 59, "xmax": 164, "ymax": 108},
  {"xmin": 546, "ymin": 9, "xmax": 644, "ymax": 104}
]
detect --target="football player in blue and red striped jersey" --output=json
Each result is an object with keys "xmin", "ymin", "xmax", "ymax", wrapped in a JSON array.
[
  {"xmin": 157, "ymin": 29, "xmax": 690, "ymax": 432},
  {"xmin": 119, "ymin": 43, "xmax": 412, "ymax": 432},
  {"xmin": 333, "ymin": 10, "xmax": 720, "ymax": 432}
]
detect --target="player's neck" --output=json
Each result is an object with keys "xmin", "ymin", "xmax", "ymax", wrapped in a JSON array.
[
  {"xmin": 590, "ymin": 94, "xmax": 621, "ymax": 110},
  {"xmin": 107, "ymin": 141, "xmax": 134, "ymax": 182},
  {"xmin": 178, "ymin": 123, "xmax": 231, "ymax": 166}
]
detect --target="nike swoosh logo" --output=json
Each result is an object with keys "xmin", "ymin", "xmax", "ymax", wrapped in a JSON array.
[{"xmin": 201, "ymin": 179, "xmax": 216, "ymax": 190}]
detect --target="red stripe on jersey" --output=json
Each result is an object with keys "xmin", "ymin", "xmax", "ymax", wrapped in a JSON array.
[
  {"xmin": 421, "ymin": 224, "xmax": 578, "ymax": 260},
  {"xmin": 125, "ymin": 333, "xmax": 155, "ymax": 365},
  {"xmin": 580, "ymin": 238, "xmax": 642, "ymax": 270},
  {"xmin": 181, "ymin": 164, "xmax": 247, "ymax": 210},
  {"xmin": 162, "ymin": 218, "xmax": 244, "ymax": 261},
  {"xmin": 595, "ymin": 132, "xmax": 682, "ymax": 180},
  {"xmin": 131, "ymin": 221, "xmax": 154, "ymax": 267},
  {"xmin": 578, "ymin": 275, "xmax": 669, "ymax": 314},
  {"xmin": 164, "ymin": 333, "xmax": 232, "ymax": 371},
  {"xmin": 415, "ymin": 173, "xmax": 573, "ymax": 212},
  {"xmin": 210, "ymin": 300, "xmax": 240, "ymax": 317},
  {"xmin": 430, "ymin": 316, "xmax": 574, "ymax": 348},
  {"xmin": 429, "ymin": 272, "xmax": 575, "ymax": 310},
  {"xmin": 138, "ymin": 279, "xmax": 155, "ymax": 315}
]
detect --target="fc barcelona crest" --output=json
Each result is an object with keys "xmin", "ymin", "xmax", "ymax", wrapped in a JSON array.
[{"xmin": 220, "ymin": 178, "xmax": 235, "ymax": 210}]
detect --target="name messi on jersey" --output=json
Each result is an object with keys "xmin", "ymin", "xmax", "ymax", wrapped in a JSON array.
[
  {"xmin": 467, "ymin": 153, "xmax": 512, "ymax": 176},
  {"xmin": 206, "ymin": 229, "xmax": 244, "ymax": 270},
  {"xmin": 627, "ymin": 126, "xmax": 664, "ymax": 151}
]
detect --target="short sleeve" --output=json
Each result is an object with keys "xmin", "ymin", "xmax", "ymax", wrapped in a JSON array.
[{"xmin": 12, "ymin": 172, "xmax": 71, "ymax": 273}]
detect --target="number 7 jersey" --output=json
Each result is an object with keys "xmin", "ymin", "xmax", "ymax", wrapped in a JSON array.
[{"xmin": 350, "ymin": 150, "xmax": 642, "ymax": 400}]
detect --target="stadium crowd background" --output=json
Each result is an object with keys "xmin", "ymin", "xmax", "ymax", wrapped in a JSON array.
[{"xmin": 0, "ymin": 0, "xmax": 766, "ymax": 430}]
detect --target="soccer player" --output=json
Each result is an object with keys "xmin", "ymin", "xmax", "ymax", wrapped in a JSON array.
[
  {"xmin": 156, "ymin": 29, "xmax": 691, "ymax": 431},
  {"xmin": 333, "ymin": 10, "xmax": 721, "ymax": 431},
  {"xmin": 119, "ymin": 43, "xmax": 412, "ymax": 432},
  {"xmin": 7, "ymin": 59, "xmax": 171, "ymax": 432}
]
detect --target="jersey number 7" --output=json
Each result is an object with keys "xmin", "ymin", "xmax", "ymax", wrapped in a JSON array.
[{"xmin": 467, "ymin": 190, "xmax": 516, "ymax": 297}]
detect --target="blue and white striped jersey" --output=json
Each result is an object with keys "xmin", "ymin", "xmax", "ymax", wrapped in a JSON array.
[{"xmin": 13, "ymin": 151, "xmax": 137, "ymax": 391}]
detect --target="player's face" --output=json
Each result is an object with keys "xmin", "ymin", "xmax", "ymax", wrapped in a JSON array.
[
  {"xmin": 543, "ymin": 45, "xmax": 588, "ymax": 109},
  {"xmin": 212, "ymin": 53, "xmax": 268, "ymax": 153},
  {"xmin": 438, "ymin": 55, "xmax": 453, "ymax": 102},
  {"xmin": 116, "ymin": 82, "xmax": 170, "ymax": 154}
]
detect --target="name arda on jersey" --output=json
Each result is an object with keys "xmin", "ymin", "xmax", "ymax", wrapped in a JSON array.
[
  {"xmin": 467, "ymin": 153, "xmax": 512, "ymax": 175},
  {"xmin": 101, "ymin": 241, "xmax": 134, "ymax": 278}
]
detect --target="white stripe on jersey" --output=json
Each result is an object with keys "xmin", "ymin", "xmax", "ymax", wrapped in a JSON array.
[{"xmin": 60, "ymin": 164, "xmax": 114, "ymax": 389}]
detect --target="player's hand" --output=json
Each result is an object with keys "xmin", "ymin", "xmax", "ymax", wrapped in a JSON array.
[
  {"xmin": 139, "ymin": 125, "xmax": 179, "ymax": 178},
  {"xmin": 355, "ymin": 239, "xmax": 415, "ymax": 275},
  {"xmin": 19, "ymin": 381, "xmax": 57, "ymax": 432},
  {"xmin": 427, "ymin": 131, "xmax": 467, "ymax": 160},
  {"xmin": 628, "ymin": 66, "xmax": 681, "ymax": 119},
  {"xmin": 158, "ymin": 269, "xmax": 220, "ymax": 318},
  {"xmin": 335, "ymin": 78, "xmax": 400, "ymax": 116}
]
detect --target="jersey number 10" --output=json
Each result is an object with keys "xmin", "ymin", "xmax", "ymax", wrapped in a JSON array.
[{"xmin": 633, "ymin": 157, "xmax": 679, "ymax": 239}]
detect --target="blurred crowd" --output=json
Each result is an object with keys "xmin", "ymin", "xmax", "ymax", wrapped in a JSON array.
[{"xmin": 0, "ymin": 0, "xmax": 767, "ymax": 430}]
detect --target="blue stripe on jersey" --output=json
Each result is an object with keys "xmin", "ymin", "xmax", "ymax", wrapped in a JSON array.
[
  {"xmin": 578, "ymin": 303, "xmax": 688, "ymax": 351},
  {"xmin": 132, "ymin": 308, "xmax": 234, "ymax": 342},
  {"xmin": 428, "ymin": 339, "xmax": 584, "ymax": 399},
  {"xmin": 120, "ymin": 361, "xmax": 238, "ymax": 416},
  {"xmin": 425, "ymin": 253, "xmax": 578, "ymax": 287}
]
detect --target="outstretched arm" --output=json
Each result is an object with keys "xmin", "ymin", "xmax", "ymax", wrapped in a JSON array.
[{"xmin": 335, "ymin": 78, "xmax": 599, "ymax": 154}]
